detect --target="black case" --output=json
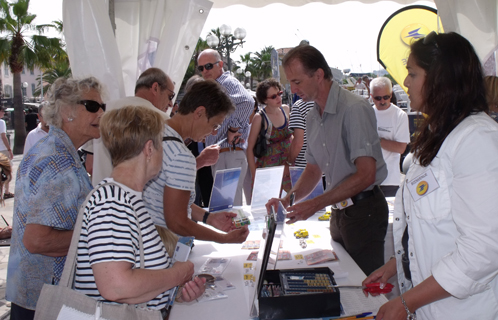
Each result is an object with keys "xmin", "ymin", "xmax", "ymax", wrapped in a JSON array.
[{"xmin": 256, "ymin": 214, "xmax": 341, "ymax": 320}]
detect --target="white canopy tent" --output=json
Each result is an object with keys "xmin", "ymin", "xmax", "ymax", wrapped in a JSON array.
[{"xmin": 63, "ymin": 0, "xmax": 498, "ymax": 101}]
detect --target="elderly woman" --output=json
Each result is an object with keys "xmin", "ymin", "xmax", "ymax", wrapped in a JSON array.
[
  {"xmin": 6, "ymin": 77, "xmax": 105, "ymax": 320},
  {"xmin": 363, "ymin": 32, "xmax": 498, "ymax": 320},
  {"xmin": 143, "ymin": 80, "xmax": 249, "ymax": 247},
  {"xmin": 247, "ymin": 78, "xmax": 293, "ymax": 194},
  {"xmin": 74, "ymin": 106, "xmax": 204, "ymax": 316}
]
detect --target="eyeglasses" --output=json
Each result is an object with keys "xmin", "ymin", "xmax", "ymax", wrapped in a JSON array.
[
  {"xmin": 197, "ymin": 61, "xmax": 220, "ymax": 72},
  {"xmin": 267, "ymin": 91, "xmax": 283, "ymax": 100},
  {"xmin": 373, "ymin": 95, "xmax": 391, "ymax": 101},
  {"xmin": 423, "ymin": 31, "xmax": 439, "ymax": 49},
  {"xmin": 78, "ymin": 100, "xmax": 106, "ymax": 113},
  {"xmin": 165, "ymin": 87, "xmax": 175, "ymax": 101}
]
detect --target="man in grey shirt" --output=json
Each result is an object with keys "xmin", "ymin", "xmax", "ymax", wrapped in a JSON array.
[{"xmin": 267, "ymin": 45, "xmax": 388, "ymax": 275}]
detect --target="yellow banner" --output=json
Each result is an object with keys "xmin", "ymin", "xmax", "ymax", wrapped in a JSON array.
[{"xmin": 377, "ymin": 5, "xmax": 443, "ymax": 92}]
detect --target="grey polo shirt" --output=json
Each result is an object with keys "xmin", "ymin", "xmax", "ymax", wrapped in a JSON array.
[{"xmin": 306, "ymin": 81, "xmax": 387, "ymax": 192}]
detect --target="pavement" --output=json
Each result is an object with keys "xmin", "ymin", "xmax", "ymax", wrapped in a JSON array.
[{"xmin": 0, "ymin": 154, "xmax": 23, "ymax": 319}]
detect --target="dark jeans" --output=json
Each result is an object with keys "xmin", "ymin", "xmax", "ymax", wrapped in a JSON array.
[
  {"xmin": 380, "ymin": 185, "xmax": 399, "ymax": 197},
  {"xmin": 11, "ymin": 303, "xmax": 35, "ymax": 320},
  {"xmin": 330, "ymin": 188, "xmax": 389, "ymax": 276}
]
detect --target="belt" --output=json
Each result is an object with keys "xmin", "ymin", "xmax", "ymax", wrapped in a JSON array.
[
  {"xmin": 219, "ymin": 147, "xmax": 244, "ymax": 153},
  {"xmin": 352, "ymin": 185, "xmax": 381, "ymax": 203},
  {"xmin": 331, "ymin": 185, "xmax": 381, "ymax": 210}
]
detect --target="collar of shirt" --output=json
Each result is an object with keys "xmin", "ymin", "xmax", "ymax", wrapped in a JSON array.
[
  {"xmin": 216, "ymin": 70, "xmax": 231, "ymax": 84},
  {"xmin": 48, "ymin": 126, "xmax": 85, "ymax": 170},
  {"xmin": 323, "ymin": 81, "xmax": 341, "ymax": 115}
]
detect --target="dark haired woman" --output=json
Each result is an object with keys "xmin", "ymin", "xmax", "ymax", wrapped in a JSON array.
[
  {"xmin": 247, "ymin": 78, "xmax": 293, "ymax": 195},
  {"xmin": 363, "ymin": 32, "xmax": 498, "ymax": 319}
]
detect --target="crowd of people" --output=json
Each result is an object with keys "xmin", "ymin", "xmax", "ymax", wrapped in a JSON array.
[{"xmin": 2, "ymin": 30, "xmax": 498, "ymax": 320}]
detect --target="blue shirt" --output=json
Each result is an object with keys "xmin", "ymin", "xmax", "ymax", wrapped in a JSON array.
[
  {"xmin": 205, "ymin": 71, "xmax": 254, "ymax": 148},
  {"xmin": 6, "ymin": 126, "xmax": 93, "ymax": 310}
]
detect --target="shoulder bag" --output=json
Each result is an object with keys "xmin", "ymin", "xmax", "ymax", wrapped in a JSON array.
[{"xmin": 253, "ymin": 109, "xmax": 272, "ymax": 158}]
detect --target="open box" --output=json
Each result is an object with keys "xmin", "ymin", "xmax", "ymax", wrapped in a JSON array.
[{"xmin": 252, "ymin": 212, "xmax": 341, "ymax": 320}]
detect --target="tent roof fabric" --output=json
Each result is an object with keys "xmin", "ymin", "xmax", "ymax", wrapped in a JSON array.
[{"xmin": 211, "ymin": 0, "xmax": 434, "ymax": 8}]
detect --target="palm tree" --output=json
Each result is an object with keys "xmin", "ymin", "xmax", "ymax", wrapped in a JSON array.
[
  {"xmin": 252, "ymin": 46, "xmax": 274, "ymax": 81},
  {"xmin": 0, "ymin": 0, "xmax": 66, "ymax": 154},
  {"xmin": 34, "ymin": 59, "xmax": 71, "ymax": 97}
]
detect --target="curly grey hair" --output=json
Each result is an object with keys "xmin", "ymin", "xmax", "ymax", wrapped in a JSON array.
[{"xmin": 43, "ymin": 77, "xmax": 104, "ymax": 128}]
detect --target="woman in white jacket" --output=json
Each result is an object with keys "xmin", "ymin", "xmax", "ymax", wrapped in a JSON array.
[{"xmin": 363, "ymin": 31, "xmax": 498, "ymax": 320}]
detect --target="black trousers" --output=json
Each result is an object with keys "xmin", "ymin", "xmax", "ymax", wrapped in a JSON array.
[
  {"xmin": 10, "ymin": 303, "xmax": 35, "ymax": 320},
  {"xmin": 330, "ymin": 189, "xmax": 389, "ymax": 276}
]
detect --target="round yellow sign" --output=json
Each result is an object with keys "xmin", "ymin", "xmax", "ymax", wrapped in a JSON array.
[{"xmin": 416, "ymin": 181, "xmax": 429, "ymax": 196}]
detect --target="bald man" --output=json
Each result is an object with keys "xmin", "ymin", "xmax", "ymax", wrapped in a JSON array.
[{"xmin": 197, "ymin": 49, "xmax": 253, "ymax": 205}]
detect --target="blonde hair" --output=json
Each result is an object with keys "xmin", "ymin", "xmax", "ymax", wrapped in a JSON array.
[
  {"xmin": 100, "ymin": 106, "xmax": 165, "ymax": 167},
  {"xmin": 484, "ymin": 76, "xmax": 498, "ymax": 109}
]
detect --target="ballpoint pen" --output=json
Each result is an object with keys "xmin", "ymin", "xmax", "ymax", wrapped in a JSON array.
[
  {"xmin": 214, "ymin": 137, "xmax": 227, "ymax": 146},
  {"xmin": 1, "ymin": 215, "xmax": 8, "ymax": 226}
]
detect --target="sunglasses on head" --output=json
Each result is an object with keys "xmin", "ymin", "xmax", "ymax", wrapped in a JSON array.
[
  {"xmin": 78, "ymin": 100, "xmax": 106, "ymax": 113},
  {"xmin": 373, "ymin": 95, "xmax": 391, "ymax": 101},
  {"xmin": 197, "ymin": 61, "xmax": 220, "ymax": 72},
  {"xmin": 267, "ymin": 91, "xmax": 283, "ymax": 100}
]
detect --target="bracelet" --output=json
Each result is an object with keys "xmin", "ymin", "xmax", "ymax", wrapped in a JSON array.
[
  {"xmin": 202, "ymin": 211, "xmax": 210, "ymax": 224},
  {"xmin": 400, "ymin": 294, "xmax": 416, "ymax": 320},
  {"xmin": 228, "ymin": 127, "xmax": 238, "ymax": 133}
]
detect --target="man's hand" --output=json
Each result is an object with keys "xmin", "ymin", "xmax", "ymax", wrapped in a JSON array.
[
  {"xmin": 227, "ymin": 129, "xmax": 242, "ymax": 146},
  {"xmin": 207, "ymin": 211, "xmax": 236, "ymax": 232},
  {"xmin": 221, "ymin": 226, "xmax": 249, "ymax": 243},
  {"xmin": 265, "ymin": 197, "xmax": 290, "ymax": 216},
  {"xmin": 285, "ymin": 199, "xmax": 319, "ymax": 224},
  {"xmin": 196, "ymin": 145, "xmax": 220, "ymax": 169}
]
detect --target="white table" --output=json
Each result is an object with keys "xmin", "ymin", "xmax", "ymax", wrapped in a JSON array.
[{"xmin": 170, "ymin": 207, "xmax": 388, "ymax": 319}]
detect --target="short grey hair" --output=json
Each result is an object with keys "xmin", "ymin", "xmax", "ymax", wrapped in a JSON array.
[
  {"xmin": 44, "ymin": 77, "xmax": 104, "ymax": 128},
  {"xmin": 370, "ymin": 77, "xmax": 392, "ymax": 93}
]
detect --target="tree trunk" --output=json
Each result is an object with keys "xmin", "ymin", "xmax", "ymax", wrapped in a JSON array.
[{"xmin": 13, "ymin": 72, "xmax": 26, "ymax": 154}]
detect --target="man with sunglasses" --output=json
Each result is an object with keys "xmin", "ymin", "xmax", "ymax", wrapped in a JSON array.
[
  {"xmin": 370, "ymin": 77, "xmax": 410, "ymax": 197},
  {"xmin": 197, "ymin": 49, "xmax": 253, "ymax": 206},
  {"xmin": 87, "ymin": 67, "xmax": 172, "ymax": 185},
  {"xmin": 267, "ymin": 45, "xmax": 388, "ymax": 276}
]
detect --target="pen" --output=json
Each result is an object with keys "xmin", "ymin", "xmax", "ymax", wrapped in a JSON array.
[
  {"xmin": 214, "ymin": 137, "xmax": 227, "ymax": 146},
  {"xmin": 1, "ymin": 215, "xmax": 8, "ymax": 226},
  {"xmin": 289, "ymin": 192, "xmax": 295, "ymax": 206}
]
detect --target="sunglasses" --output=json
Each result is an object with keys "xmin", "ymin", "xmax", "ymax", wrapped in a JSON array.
[
  {"xmin": 373, "ymin": 95, "xmax": 391, "ymax": 101},
  {"xmin": 79, "ymin": 100, "xmax": 106, "ymax": 113},
  {"xmin": 267, "ymin": 91, "xmax": 283, "ymax": 100},
  {"xmin": 197, "ymin": 61, "xmax": 220, "ymax": 72},
  {"xmin": 423, "ymin": 31, "xmax": 439, "ymax": 48},
  {"xmin": 165, "ymin": 87, "xmax": 175, "ymax": 101}
]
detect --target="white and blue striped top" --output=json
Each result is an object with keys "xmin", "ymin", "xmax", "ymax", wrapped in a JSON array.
[
  {"xmin": 74, "ymin": 179, "xmax": 172, "ymax": 310},
  {"xmin": 143, "ymin": 125, "xmax": 197, "ymax": 228}
]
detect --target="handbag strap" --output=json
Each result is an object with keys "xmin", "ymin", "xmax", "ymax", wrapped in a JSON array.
[
  {"xmin": 60, "ymin": 181, "xmax": 145, "ymax": 288},
  {"xmin": 260, "ymin": 109, "xmax": 272, "ymax": 141}
]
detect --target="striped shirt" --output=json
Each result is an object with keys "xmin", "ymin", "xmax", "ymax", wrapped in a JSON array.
[
  {"xmin": 143, "ymin": 125, "xmax": 196, "ymax": 228},
  {"xmin": 74, "ymin": 179, "xmax": 172, "ymax": 310},
  {"xmin": 205, "ymin": 71, "xmax": 254, "ymax": 148},
  {"xmin": 289, "ymin": 99, "xmax": 315, "ymax": 168}
]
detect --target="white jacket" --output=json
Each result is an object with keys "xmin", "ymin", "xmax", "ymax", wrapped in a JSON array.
[{"xmin": 393, "ymin": 113, "xmax": 498, "ymax": 319}]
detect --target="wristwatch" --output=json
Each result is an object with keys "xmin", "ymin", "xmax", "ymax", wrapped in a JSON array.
[{"xmin": 202, "ymin": 211, "xmax": 210, "ymax": 224}]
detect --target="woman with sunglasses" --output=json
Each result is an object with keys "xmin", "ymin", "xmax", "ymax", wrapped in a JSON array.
[
  {"xmin": 362, "ymin": 32, "xmax": 498, "ymax": 320},
  {"xmin": 6, "ymin": 77, "xmax": 105, "ymax": 320},
  {"xmin": 247, "ymin": 78, "xmax": 293, "ymax": 194}
]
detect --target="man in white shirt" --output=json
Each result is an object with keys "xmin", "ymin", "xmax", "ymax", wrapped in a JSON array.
[
  {"xmin": 23, "ymin": 103, "xmax": 49, "ymax": 154},
  {"xmin": 370, "ymin": 77, "xmax": 410, "ymax": 196}
]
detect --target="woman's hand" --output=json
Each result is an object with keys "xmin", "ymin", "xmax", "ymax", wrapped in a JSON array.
[
  {"xmin": 171, "ymin": 261, "xmax": 195, "ymax": 286},
  {"xmin": 375, "ymin": 297, "xmax": 408, "ymax": 320},
  {"xmin": 179, "ymin": 276, "xmax": 206, "ymax": 302},
  {"xmin": 362, "ymin": 258, "xmax": 397, "ymax": 297},
  {"xmin": 222, "ymin": 226, "xmax": 249, "ymax": 243},
  {"xmin": 208, "ymin": 211, "xmax": 236, "ymax": 232}
]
